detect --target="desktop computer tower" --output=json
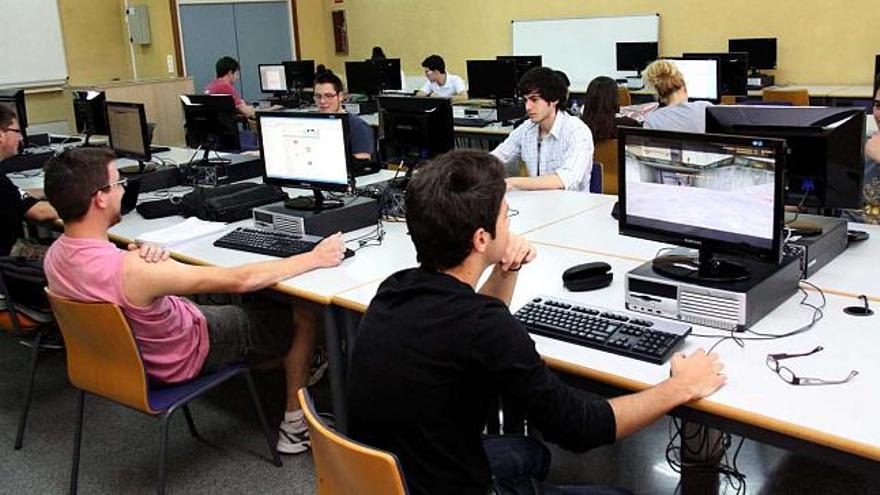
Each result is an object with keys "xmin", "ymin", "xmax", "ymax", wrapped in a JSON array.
[{"xmin": 253, "ymin": 196, "xmax": 380, "ymax": 238}]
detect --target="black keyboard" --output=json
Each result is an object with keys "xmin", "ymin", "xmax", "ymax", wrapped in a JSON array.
[
  {"xmin": 514, "ymin": 296, "xmax": 691, "ymax": 364},
  {"xmin": 150, "ymin": 145, "xmax": 171, "ymax": 154},
  {"xmin": 214, "ymin": 227, "xmax": 354, "ymax": 259},
  {"xmin": 453, "ymin": 117, "xmax": 493, "ymax": 128}
]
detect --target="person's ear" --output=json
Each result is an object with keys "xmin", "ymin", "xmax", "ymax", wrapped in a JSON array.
[{"xmin": 472, "ymin": 228, "xmax": 489, "ymax": 254}]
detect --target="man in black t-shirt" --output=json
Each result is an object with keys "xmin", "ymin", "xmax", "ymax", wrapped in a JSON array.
[
  {"xmin": 346, "ymin": 150, "xmax": 726, "ymax": 495},
  {"xmin": 0, "ymin": 104, "xmax": 57, "ymax": 256}
]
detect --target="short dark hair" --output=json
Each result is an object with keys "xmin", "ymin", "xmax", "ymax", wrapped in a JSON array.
[
  {"xmin": 371, "ymin": 46, "xmax": 386, "ymax": 59},
  {"xmin": 405, "ymin": 150, "xmax": 507, "ymax": 272},
  {"xmin": 421, "ymin": 55, "xmax": 446, "ymax": 74},
  {"xmin": 0, "ymin": 103, "xmax": 16, "ymax": 129},
  {"xmin": 517, "ymin": 67, "xmax": 567, "ymax": 107},
  {"xmin": 215, "ymin": 56, "xmax": 240, "ymax": 78},
  {"xmin": 44, "ymin": 148, "xmax": 116, "ymax": 222},
  {"xmin": 314, "ymin": 69, "xmax": 344, "ymax": 93}
]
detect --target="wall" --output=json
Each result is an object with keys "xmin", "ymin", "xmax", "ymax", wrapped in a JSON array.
[
  {"xmin": 302, "ymin": 0, "xmax": 880, "ymax": 87},
  {"xmin": 295, "ymin": 0, "xmax": 331, "ymax": 63},
  {"xmin": 130, "ymin": 0, "xmax": 181, "ymax": 79}
]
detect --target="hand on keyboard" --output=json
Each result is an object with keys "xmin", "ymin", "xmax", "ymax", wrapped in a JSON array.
[
  {"xmin": 311, "ymin": 232, "xmax": 346, "ymax": 268},
  {"xmin": 669, "ymin": 349, "xmax": 726, "ymax": 401}
]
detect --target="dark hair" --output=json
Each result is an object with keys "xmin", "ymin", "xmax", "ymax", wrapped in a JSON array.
[
  {"xmin": 405, "ymin": 150, "xmax": 507, "ymax": 272},
  {"xmin": 421, "ymin": 55, "xmax": 446, "ymax": 74},
  {"xmin": 215, "ymin": 56, "xmax": 240, "ymax": 78},
  {"xmin": 314, "ymin": 69, "xmax": 344, "ymax": 93},
  {"xmin": 0, "ymin": 103, "xmax": 16, "ymax": 129},
  {"xmin": 554, "ymin": 70, "xmax": 570, "ymax": 88},
  {"xmin": 517, "ymin": 67, "xmax": 567, "ymax": 107},
  {"xmin": 44, "ymin": 148, "xmax": 116, "ymax": 222},
  {"xmin": 316, "ymin": 63, "xmax": 327, "ymax": 74},
  {"xmin": 582, "ymin": 76, "xmax": 619, "ymax": 141},
  {"xmin": 371, "ymin": 46, "xmax": 386, "ymax": 59}
]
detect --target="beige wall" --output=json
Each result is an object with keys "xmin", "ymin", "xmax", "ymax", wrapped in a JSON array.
[
  {"xmin": 300, "ymin": 0, "xmax": 880, "ymax": 87},
  {"xmin": 131, "ymin": 0, "xmax": 180, "ymax": 80}
]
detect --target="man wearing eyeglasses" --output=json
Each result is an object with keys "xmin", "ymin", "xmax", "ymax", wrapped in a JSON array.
[
  {"xmin": 42, "ymin": 147, "xmax": 347, "ymax": 454},
  {"xmin": 313, "ymin": 70, "xmax": 375, "ymax": 160},
  {"xmin": 0, "ymin": 104, "xmax": 58, "ymax": 256}
]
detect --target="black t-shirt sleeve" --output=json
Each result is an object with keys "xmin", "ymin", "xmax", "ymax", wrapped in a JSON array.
[{"xmin": 469, "ymin": 300, "xmax": 617, "ymax": 452}]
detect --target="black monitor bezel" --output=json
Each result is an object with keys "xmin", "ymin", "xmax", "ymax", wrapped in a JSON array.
[
  {"xmin": 257, "ymin": 111, "xmax": 354, "ymax": 193},
  {"xmin": 496, "ymin": 55, "xmax": 543, "ymax": 82},
  {"xmin": 283, "ymin": 60, "xmax": 316, "ymax": 90},
  {"xmin": 180, "ymin": 94, "xmax": 241, "ymax": 152},
  {"xmin": 258, "ymin": 64, "xmax": 288, "ymax": 93},
  {"xmin": 617, "ymin": 126, "xmax": 786, "ymax": 264},
  {"xmin": 105, "ymin": 101, "xmax": 151, "ymax": 162},
  {"xmin": 376, "ymin": 95, "xmax": 455, "ymax": 164},
  {"xmin": 683, "ymin": 52, "xmax": 749, "ymax": 97},
  {"xmin": 369, "ymin": 58, "xmax": 402, "ymax": 91},
  {"xmin": 73, "ymin": 90, "xmax": 109, "ymax": 135},
  {"xmin": 0, "ymin": 89, "xmax": 29, "ymax": 146},
  {"xmin": 662, "ymin": 57, "xmax": 721, "ymax": 103},
  {"xmin": 466, "ymin": 59, "xmax": 517, "ymax": 100},
  {"xmin": 615, "ymin": 42, "xmax": 659, "ymax": 72},
  {"xmin": 345, "ymin": 60, "xmax": 381, "ymax": 96},
  {"xmin": 728, "ymin": 38, "xmax": 777, "ymax": 71}
]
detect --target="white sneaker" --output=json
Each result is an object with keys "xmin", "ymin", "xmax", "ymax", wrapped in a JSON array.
[
  {"xmin": 307, "ymin": 347, "xmax": 329, "ymax": 387},
  {"xmin": 277, "ymin": 421, "xmax": 310, "ymax": 455}
]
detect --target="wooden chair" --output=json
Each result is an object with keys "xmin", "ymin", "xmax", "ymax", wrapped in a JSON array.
[
  {"xmin": 298, "ymin": 388, "xmax": 408, "ymax": 495},
  {"xmin": 763, "ymin": 88, "xmax": 810, "ymax": 106},
  {"xmin": 0, "ymin": 257, "xmax": 57, "ymax": 450},
  {"xmin": 617, "ymin": 86, "xmax": 632, "ymax": 107},
  {"xmin": 594, "ymin": 138, "xmax": 619, "ymax": 195},
  {"xmin": 46, "ymin": 291, "xmax": 281, "ymax": 495}
]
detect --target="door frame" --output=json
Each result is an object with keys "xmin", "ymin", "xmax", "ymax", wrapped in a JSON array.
[{"xmin": 170, "ymin": 0, "xmax": 301, "ymax": 78}]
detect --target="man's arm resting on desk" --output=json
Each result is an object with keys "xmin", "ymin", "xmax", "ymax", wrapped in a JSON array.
[
  {"xmin": 506, "ymin": 174, "xmax": 565, "ymax": 191},
  {"xmin": 237, "ymin": 103, "xmax": 257, "ymax": 120},
  {"xmin": 121, "ymin": 234, "xmax": 345, "ymax": 307},
  {"xmin": 24, "ymin": 201, "xmax": 58, "ymax": 223},
  {"xmin": 609, "ymin": 350, "xmax": 726, "ymax": 439}
]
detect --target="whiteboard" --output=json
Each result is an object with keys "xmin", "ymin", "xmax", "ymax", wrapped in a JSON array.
[
  {"xmin": 512, "ymin": 14, "xmax": 659, "ymax": 91},
  {"xmin": 0, "ymin": 0, "xmax": 69, "ymax": 88}
]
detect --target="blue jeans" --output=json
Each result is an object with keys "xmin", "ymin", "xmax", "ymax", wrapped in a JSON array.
[{"xmin": 483, "ymin": 435, "xmax": 632, "ymax": 495}]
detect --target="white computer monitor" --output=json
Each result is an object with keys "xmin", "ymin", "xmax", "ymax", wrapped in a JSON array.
[
  {"xmin": 259, "ymin": 112, "xmax": 351, "ymax": 191},
  {"xmin": 663, "ymin": 58, "xmax": 719, "ymax": 102},
  {"xmin": 259, "ymin": 64, "xmax": 288, "ymax": 93}
]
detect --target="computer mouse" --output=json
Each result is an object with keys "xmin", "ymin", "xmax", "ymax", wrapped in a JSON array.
[
  {"xmin": 562, "ymin": 262, "xmax": 613, "ymax": 292},
  {"xmin": 847, "ymin": 229, "xmax": 870, "ymax": 243},
  {"xmin": 610, "ymin": 201, "xmax": 620, "ymax": 220}
]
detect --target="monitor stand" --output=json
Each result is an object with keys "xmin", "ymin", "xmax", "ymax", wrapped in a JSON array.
[
  {"xmin": 285, "ymin": 189, "xmax": 344, "ymax": 212},
  {"xmin": 118, "ymin": 161, "xmax": 157, "ymax": 175},
  {"xmin": 652, "ymin": 248, "xmax": 750, "ymax": 283}
]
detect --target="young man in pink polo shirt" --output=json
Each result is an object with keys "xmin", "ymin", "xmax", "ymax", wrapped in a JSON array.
[
  {"xmin": 205, "ymin": 56, "xmax": 257, "ymax": 119},
  {"xmin": 43, "ymin": 147, "xmax": 345, "ymax": 454}
]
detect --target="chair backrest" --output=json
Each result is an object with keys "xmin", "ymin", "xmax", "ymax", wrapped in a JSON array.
[
  {"xmin": 0, "ymin": 257, "xmax": 49, "ymax": 335},
  {"xmin": 589, "ymin": 162, "xmax": 603, "ymax": 193},
  {"xmin": 594, "ymin": 138, "xmax": 619, "ymax": 195},
  {"xmin": 617, "ymin": 86, "xmax": 632, "ymax": 107},
  {"xmin": 763, "ymin": 88, "xmax": 810, "ymax": 106},
  {"xmin": 45, "ymin": 290, "xmax": 154, "ymax": 413},
  {"xmin": 298, "ymin": 388, "xmax": 407, "ymax": 495},
  {"xmin": 719, "ymin": 95, "xmax": 738, "ymax": 105}
]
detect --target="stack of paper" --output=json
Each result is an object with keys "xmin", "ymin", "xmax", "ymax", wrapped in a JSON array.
[{"xmin": 135, "ymin": 217, "xmax": 228, "ymax": 247}]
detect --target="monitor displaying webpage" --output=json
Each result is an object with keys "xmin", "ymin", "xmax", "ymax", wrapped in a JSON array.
[
  {"xmin": 665, "ymin": 58, "xmax": 718, "ymax": 101},
  {"xmin": 624, "ymin": 133, "xmax": 778, "ymax": 249},
  {"xmin": 260, "ymin": 65, "xmax": 287, "ymax": 92},
  {"xmin": 261, "ymin": 115, "xmax": 348, "ymax": 185}
]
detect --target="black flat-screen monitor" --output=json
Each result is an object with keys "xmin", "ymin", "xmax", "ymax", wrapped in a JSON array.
[
  {"xmin": 371, "ymin": 58, "xmax": 402, "ymax": 91},
  {"xmin": 496, "ymin": 55, "xmax": 542, "ymax": 83},
  {"xmin": 662, "ymin": 58, "xmax": 720, "ymax": 103},
  {"xmin": 259, "ymin": 64, "xmax": 288, "ymax": 93},
  {"xmin": 619, "ymin": 127, "xmax": 785, "ymax": 281},
  {"xmin": 180, "ymin": 94, "xmax": 240, "ymax": 152},
  {"xmin": 706, "ymin": 106, "xmax": 865, "ymax": 209},
  {"xmin": 377, "ymin": 96, "xmax": 454, "ymax": 165},
  {"xmin": 258, "ymin": 112, "xmax": 352, "ymax": 210},
  {"xmin": 616, "ymin": 42, "xmax": 659, "ymax": 74},
  {"xmin": 728, "ymin": 38, "xmax": 777, "ymax": 71},
  {"xmin": 345, "ymin": 60, "xmax": 381, "ymax": 96},
  {"xmin": 106, "ymin": 101, "xmax": 151, "ymax": 163},
  {"xmin": 874, "ymin": 54, "xmax": 879, "ymax": 99},
  {"xmin": 683, "ymin": 52, "xmax": 749, "ymax": 96},
  {"xmin": 283, "ymin": 60, "xmax": 316, "ymax": 90},
  {"xmin": 0, "ymin": 89, "xmax": 28, "ymax": 147},
  {"xmin": 73, "ymin": 90, "xmax": 108, "ymax": 145},
  {"xmin": 466, "ymin": 60, "xmax": 516, "ymax": 99}
]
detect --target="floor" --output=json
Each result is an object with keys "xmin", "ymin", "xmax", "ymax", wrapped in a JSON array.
[{"xmin": 1, "ymin": 338, "xmax": 877, "ymax": 494}]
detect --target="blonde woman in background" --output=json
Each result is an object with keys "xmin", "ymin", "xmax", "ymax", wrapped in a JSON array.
[{"xmin": 643, "ymin": 60, "xmax": 712, "ymax": 133}]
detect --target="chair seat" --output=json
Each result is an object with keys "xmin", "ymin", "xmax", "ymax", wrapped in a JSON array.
[{"xmin": 148, "ymin": 364, "xmax": 246, "ymax": 412}]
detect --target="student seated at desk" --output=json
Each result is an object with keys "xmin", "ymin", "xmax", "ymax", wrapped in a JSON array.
[
  {"xmin": 42, "ymin": 148, "xmax": 346, "ymax": 455},
  {"xmin": 415, "ymin": 54, "xmax": 467, "ymax": 100},
  {"xmin": 205, "ymin": 56, "xmax": 257, "ymax": 120},
  {"xmin": 346, "ymin": 150, "xmax": 726, "ymax": 495},
  {"xmin": 313, "ymin": 69, "xmax": 375, "ymax": 160},
  {"xmin": 0, "ymin": 104, "xmax": 57, "ymax": 257},
  {"xmin": 845, "ymin": 77, "xmax": 880, "ymax": 224},
  {"xmin": 491, "ymin": 67, "xmax": 594, "ymax": 192},
  {"xmin": 581, "ymin": 76, "xmax": 642, "ymax": 141},
  {"xmin": 642, "ymin": 60, "xmax": 712, "ymax": 133}
]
